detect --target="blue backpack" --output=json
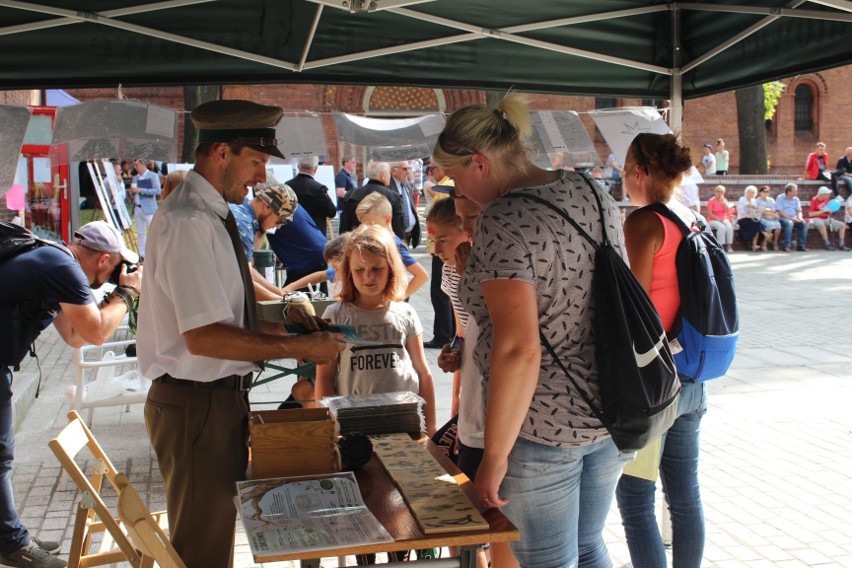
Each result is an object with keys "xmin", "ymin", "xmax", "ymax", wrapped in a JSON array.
[{"xmin": 645, "ymin": 203, "xmax": 739, "ymax": 381}]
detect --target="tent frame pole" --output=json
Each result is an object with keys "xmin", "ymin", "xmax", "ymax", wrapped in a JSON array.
[{"xmin": 669, "ymin": 4, "xmax": 683, "ymax": 133}]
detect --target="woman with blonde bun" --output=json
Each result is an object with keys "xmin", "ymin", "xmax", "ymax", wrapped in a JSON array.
[{"xmin": 434, "ymin": 94, "xmax": 628, "ymax": 568}]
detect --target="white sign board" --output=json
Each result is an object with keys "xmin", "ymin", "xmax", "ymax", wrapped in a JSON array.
[{"xmin": 0, "ymin": 105, "xmax": 31, "ymax": 196}]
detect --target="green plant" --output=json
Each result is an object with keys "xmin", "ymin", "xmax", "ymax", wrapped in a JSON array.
[{"xmin": 764, "ymin": 81, "xmax": 785, "ymax": 121}]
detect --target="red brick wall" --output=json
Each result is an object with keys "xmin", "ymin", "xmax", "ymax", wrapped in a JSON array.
[
  {"xmin": 682, "ymin": 68, "xmax": 850, "ymax": 177},
  {"xmin": 681, "ymin": 91, "xmax": 739, "ymax": 172}
]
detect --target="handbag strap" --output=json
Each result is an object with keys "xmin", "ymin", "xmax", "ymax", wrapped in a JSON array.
[
  {"xmin": 642, "ymin": 202, "xmax": 693, "ymax": 237},
  {"xmin": 502, "ymin": 175, "xmax": 612, "ymax": 425}
]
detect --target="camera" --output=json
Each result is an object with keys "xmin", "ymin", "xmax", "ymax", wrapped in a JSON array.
[{"xmin": 109, "ymin": 260, "xmax": 139, "ymax": 286}]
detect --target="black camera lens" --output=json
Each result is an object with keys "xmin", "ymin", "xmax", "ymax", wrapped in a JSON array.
[{"xmin": 109, "ymin": 260, "xmax": 138, "ymax": 286}]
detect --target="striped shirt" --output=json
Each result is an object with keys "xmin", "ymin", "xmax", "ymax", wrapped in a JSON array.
[{"xmin": 440, "ymin": 263, "xmax": 469, "ymax": 330}]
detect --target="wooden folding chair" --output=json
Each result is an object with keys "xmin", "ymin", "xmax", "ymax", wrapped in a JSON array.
[
  {"xmin": 48, "ymin": 410, "xmax": 165, "ymax": 568},
  {"xmin": 114, "ymin": 473, "xmax": 187, "ymax": 568}
]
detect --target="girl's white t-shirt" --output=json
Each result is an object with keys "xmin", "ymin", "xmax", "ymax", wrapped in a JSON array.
[{"xmin": 322, "ymin": 300, "xmax": 423, "ymax": 396}]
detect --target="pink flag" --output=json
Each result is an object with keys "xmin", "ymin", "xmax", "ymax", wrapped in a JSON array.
[{"xmin": 4, "ymin": 183, "xmax": 25, "ymax": 210}]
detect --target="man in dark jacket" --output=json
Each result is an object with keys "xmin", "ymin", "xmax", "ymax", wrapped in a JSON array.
[
  {"xmin": 389, "ymin": 160, "xmax": 421, "ymax": 249},
  {"xmin": 286, "ymin": 156, "xmax": 337, "ymax": 234},
  {"xmin": 334, "ymin": 156, "xmax": 358, "ymax": 211},
  {"xmin": 834, "ymin": 147, "xmax": 852, "ymax": 198},
  {"xmin": 338, "ymin": 161, "xmax": 405, "ymax": 239}
]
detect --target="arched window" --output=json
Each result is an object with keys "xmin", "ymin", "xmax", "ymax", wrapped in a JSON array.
[{"xmin": 794, "ymin": 84, "xmax": 814, "ymax": 132}]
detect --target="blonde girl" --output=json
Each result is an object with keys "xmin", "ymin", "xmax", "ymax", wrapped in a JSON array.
[
  {"xmin": 314, "ymin": 224, "xmax": 436, "ymax": 435},
  {"xmin": 356, "ymin": 192, "xmax": 429, "ymax": 299}
]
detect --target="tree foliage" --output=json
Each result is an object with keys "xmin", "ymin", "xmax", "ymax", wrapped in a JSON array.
[{"xmin": 763, "ymin": 81, "xmax": 785, "ymax": 121}]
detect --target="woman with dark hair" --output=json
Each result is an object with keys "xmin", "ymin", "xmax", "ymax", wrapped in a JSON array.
[
  {"xmin": 434, "ymin": 94, "xmax": 628, "ymax": 567},
  {"xmin": 755, "ymin": 185, "xmax": 782, "ymax": 250},
  {"xmin": 615, "ymin": 132, "xmax": 709, "ymax": 568},
  {"xmin": 714, "ymin": 138, "xmax": 729, "ymax": 175}
]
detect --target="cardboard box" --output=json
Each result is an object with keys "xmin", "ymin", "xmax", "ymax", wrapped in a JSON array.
[{"xmin": 249, "ymin": 408, "xmax": 341, "ymax": 479}]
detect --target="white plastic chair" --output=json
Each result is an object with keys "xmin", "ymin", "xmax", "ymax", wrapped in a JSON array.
[{"xmin": 68, "ymin": 338, "xmax": 150, "ymax": 426}]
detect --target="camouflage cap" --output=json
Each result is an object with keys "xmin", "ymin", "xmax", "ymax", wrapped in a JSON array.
[{"xmin": 254, "ymin": 183, "xmax": 298, "ymax": 222}]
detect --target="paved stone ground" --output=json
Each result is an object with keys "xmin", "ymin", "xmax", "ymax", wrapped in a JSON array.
[{"xmin": 9, "ymin": 248, "xmax": 852, "ymax": 567}]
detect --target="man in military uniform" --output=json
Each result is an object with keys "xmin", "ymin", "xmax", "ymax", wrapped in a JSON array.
[{"xmin": 137, "ymin": 100, "xmax": 344, "ymax": 568}]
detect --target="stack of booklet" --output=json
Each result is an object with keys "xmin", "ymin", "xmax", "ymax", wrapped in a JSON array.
[{"xmin": 321, "ymin": 391, "xmax": 425, "ymax": 436}]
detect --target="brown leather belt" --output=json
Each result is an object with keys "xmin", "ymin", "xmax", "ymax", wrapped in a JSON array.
[{"xmin": 154, "ymin": 373, "xmax": 253, "ymax": 391}]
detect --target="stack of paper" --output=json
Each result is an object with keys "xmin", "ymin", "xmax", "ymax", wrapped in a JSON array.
[{"xmin": 321, "ymin": 391, "xmax": 424, "ymax": 436}]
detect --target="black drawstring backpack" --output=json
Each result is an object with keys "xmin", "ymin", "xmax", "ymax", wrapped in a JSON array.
[{"xmin": 504, "ymin": 181, "xmax": 680, "ymax": 451}]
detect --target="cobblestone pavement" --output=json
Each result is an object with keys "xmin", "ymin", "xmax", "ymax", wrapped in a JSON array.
[{"xmin": 9, "ymin": 249, "xmax": 852, "ymax": 567}]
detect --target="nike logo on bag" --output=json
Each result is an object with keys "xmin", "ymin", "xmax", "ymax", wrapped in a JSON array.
[{"xmin": 632, "ymin": 333, "xmax": 668, "ymax": 367}]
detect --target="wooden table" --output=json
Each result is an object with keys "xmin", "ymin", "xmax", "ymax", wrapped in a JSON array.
[{"xmin": 251, "ymin": 441, "xmax": 519, "ymax": 567}]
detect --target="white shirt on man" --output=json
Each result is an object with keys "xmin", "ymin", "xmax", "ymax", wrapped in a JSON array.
[
  {"xmin": 702, "ymin": 153, "xmax": 717, "ymax": 175},
  {"xmin": 137, "ymin": 170, "xmax": 256, "ymax": 381}
]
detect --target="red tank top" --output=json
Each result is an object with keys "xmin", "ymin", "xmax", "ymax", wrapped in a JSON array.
[{"xmin": 649, "ymin": 212, "xmax": 683, "ymax": 332}]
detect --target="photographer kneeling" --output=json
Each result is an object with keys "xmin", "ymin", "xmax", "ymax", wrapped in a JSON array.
[{"xmin": 0, "ymin": 220, "xmax": 142, "ymax": 568}]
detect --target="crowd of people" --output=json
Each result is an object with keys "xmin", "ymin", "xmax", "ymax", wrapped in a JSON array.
[
  {"xmin": 702, "ymin": 182, "xmax": 849, "ymax": 252},
  {"xmin": 5, "ymin": 93, "xmax": 852, "ymax": 568},
  {"xmin": 583, "ymin": 138, "xmax": 852, "ymax": 254},
  {"xmin": 712, "ymin": 140, "xmax": 852, "ymax": 252}
]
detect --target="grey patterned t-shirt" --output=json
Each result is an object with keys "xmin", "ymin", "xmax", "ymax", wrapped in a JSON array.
[{"xmin": 458, "ymin": 170, "xmax": 626, "ymax": 447}]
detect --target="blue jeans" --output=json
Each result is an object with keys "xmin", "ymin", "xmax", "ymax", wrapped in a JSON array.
[
  {"xmin": 502, "ymin": 436, "xmax": 631, "ymax": 568},
  {"xmin": 779, "ymin": 218, "xmax": 808, "ymax": 248},
  {"xmin": 0, "ymin": 368, "xmax": 28, "ymax": 555},
  {"xmin": 616, "ymin": 380, "xmax": 708, "ymax": 568}
]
